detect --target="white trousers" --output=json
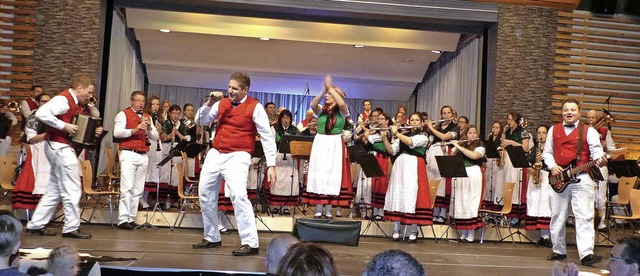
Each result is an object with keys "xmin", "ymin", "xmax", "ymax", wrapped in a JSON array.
[
  {"xmin": 199, "ymin": 149, "xmax": 258, "ymax": 248},
  {"xmin": 27, "ymin": 143, "xmax": 81, "ymax": 233},
  {"xmin": 595, "ymin": 166, "xmax": 608, "ymax": 228},
  {"xmin": 118, "ymin": 150, "xmax": 148, "ymax": 224},
  {"xmin": 549, "ymin": 174, "xmax": 595, "ymax": 259}
]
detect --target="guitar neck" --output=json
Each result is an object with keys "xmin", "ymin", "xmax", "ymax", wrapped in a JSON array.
[{"xmin": 570, "ymin": 157, "xmax": 600, "ymax": 175}]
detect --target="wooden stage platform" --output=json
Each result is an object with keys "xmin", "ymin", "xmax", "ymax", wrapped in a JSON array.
[{"xmin": 15, "ymin": 208, "xmax": 618, "ymax": 276}]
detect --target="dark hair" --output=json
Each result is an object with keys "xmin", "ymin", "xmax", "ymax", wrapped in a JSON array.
[
  {"xmin": 278, "ymin": 109, "xmax": 293, "ymax": 125},
  {"xmin": 168, "ymin": 104, "xmax": 181, "ymax": 113},
  {"xmin": 380, "ymin": 113, "xmax": 393, "ymax": 126},
  {"xmin": 507, "ymin": 112, "xmax": 522, "ymax": 126},
  {"xmin": 408, "ymin": 112, "xmax": 423, "ymax": 122},
  {"xmin": 130, "ymin": 91, "xmax": 145, "ymax": 100},
  {"xmin": 562, "ymin": 98, "xmax": 581, "ymax": 110},
  {"xmin": 618, "ymin": 237, "xmax": 640, "ymax": 267},
  {"xmin": 458, "ymin": 124, "xmax": 482, "ymax": 152},
  {"xmin": 276, "ymin": 243, "xmax": 336, "ymax": 276},
  {"xmin": 265, "ymin": 102, "xmax": 276, "ymax": 108},
  {"xmin": 362, "ymin": 250, "xmax": 425, "ymax": 276},
  {"xmin": 144, "ymin": 96, "xmax": 161, "ymax": 115},
  {"xmin": 374, "ymin": 107, "xmax": 384, "ymax": 114},
  {"xmin": 183, "ymin": 103, "xmax": 194, "ymax": 111},
  {"xmin": 31, "ymin": 85, "xmax": 43, "ymax": 92},
  {"xmin": 0, "ymin": 214, "xmax": 22, "ymax": 257},
  {"xmin": 397, "ymin": 105, "xmax": 407, "ymax": 113},
  {"xmin": 35, "ymin": 93, "xmax": 50, "ymax": 102},
  {"xmin": 362, "ymin": 99, "xmax": 370, "ymax": 106},
  {"xmin": 440, "ymin": 105, "xmax": 453, "ymax": 117},
  {"xmin": 458, "ymin": 116, "xmax": 469, "ymax": 124},
  {"xmin": 230, "ymin": 71, "xmax": 251, "ymax": 89},
  {"xmin": 420, "ymin": 112, "xmax": 428, "ymax": 119}
]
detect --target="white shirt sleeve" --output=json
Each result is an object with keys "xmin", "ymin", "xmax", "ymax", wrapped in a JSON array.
[
  {"xmin": 587, "ymin": 126, "xmax": 605, "ymax": 160},
  {"xmin": 253, "ymin": 103, "xmax": 277, "ymax": 167},
  {"xmin": 113, "ymin": 111, "xmax": 131, "ymax": 138},
  {"xmin": 87, "ymin": 105, "xmax": 100, "ymax": 117},
  {"xmin": 4, "ymin": 111, "xmax": 17, "ymax": 126},
  {"xmin": 368, "ymin": 133, "xmax": 382, "ymax": 144},
  {"xmin": 475, "ymin": 146, "xmax": 486, "ymax": 157},
  {"xmin": 410, "ymin": 134, "xmax": 429, "ymax": 148},
  {"xmin": 20, "ymin": 100, "xmax": 33, "ymax": 119},
  {"xmin": 390, "ymin": 138, "xmax": 400, "ymax": 155},
  {"xmin": 195, "ymin": 102, "xmax": 219, "ymax": 126},
  {"xmin": 542, "ymin": 128, "xmax": 556, "ymax": 169},
  {"xmin": 147, "ymin": 117, "xmax": 159, "ymax": 141},
  {"xmin": 35, "ymin": 95, "xmax": 70, "ymax": 130},
  {"xmin": 605, "ymin": 130, "xmax": 616, "ymax": 150}
]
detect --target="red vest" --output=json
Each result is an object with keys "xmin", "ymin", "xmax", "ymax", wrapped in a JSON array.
[
  {"xmin": 47, "ymin": 90, "xmax": 82, "ymax": 145},
  {"xmin": 552, "ymin": 123, "xmax": 590, "ymax": 168},
  {"xmin": 597, "ymin": 126, "xmax": 608, "ymax": 142},
  {"xmin": 118, "ymin": 108, "xmax": 150, "ymax": 153},
  {"xmin": 360, "ymin": 111, "xmax": 369, "ymax": 122},
  {"xmin": 24, "ymin": 98, "xmax": 38, "ymax": 114},
  {"xmin": 212, "ymin": 97, "xmax": 259, "ymax": 154}
]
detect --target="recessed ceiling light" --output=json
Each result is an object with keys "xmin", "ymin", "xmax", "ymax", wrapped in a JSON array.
[
  {"xmin": 431, "ymin": 50, "xmax": 441, "ymax": 54},
  {"xmin": 353, "ymin": 45, "xmax": 365, "ymax": 48},
  {"xmin": 402, "ymin": 59, "xmax": 414, "ymax": 62},
  {"xmin": 159, "ymin": 29, "xmax": 171, "ymax": 33},
  {"xmin": 259, "ymin": 37, "xmax": 270, "ymax": 41}
]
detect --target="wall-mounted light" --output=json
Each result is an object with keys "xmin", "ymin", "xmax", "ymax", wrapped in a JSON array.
[
  {"xmin": 259, "ymin": 37, "xmax": 271, "ymax": 41},
  {"xmin": 353, "ymin": 45, "xmax": 365, "ymax": 48},
  {"xmin": 430, "ymin": 50, "xmax": 441, "ymax": 54},
  {"xmin": 160, "ymin": 29, "xmax": 171, "ymax": 33}
]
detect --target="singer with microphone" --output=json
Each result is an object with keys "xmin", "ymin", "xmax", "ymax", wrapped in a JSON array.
[
  {"xmin": 193, "ymin": 72, "xmax": 276, "ymax": 256},
  {"xmin": 113, "ymin": 91, "xmax": 159, "ymax": 230}
]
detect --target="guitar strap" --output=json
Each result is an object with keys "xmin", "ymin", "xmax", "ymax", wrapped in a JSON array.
[{"xmin": 574, "ymin": 123, "xmax": 584, "ymax": 165}]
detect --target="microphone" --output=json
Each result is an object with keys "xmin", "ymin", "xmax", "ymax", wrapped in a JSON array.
[
  {"xmin": 604, "ymin": 96, "xmax": 612, "ymax": 104},
  {"xmin": 306, "ymin": 83, "xmax": 310, "ymax": 94}
]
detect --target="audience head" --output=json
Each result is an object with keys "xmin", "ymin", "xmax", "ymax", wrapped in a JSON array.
[
  {"xmin": 0, "ymin": 214, "xmax": 22, "ymax": 260},
  {"xmin": 605, "ymin": 237, "xmax": 640, "ymax": 276},
  {"xmin": 264, "ymin": 234, "xmax": 299, "ymax": 274},
  {"xmin": 276, "ymin": 243, "xmax": 336, "ymax": 276},
  {"xmin": 47, "ymin": 246, "xmax": 80, "ymax": 276},
  {"xmin": 362, "ymin": 249, "xmax": 426, "ymax": 276}
]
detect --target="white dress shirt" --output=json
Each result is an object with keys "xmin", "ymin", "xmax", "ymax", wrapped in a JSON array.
[
  {"xmin": 196, "ymin": 95, "xmax": 276, "ymax": 167},
  {"xmin": 542, "ymin": 123, "xmax": 605, "ymax": 169},
  {"xmin": 113, "ymin": 107, "xmax": 159, "ymax": 141},
  {"xmin": 35, "ymin": 90, "xmax": 78, "ymax": 131}
]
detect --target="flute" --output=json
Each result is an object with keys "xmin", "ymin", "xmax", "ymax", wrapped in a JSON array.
[{"xmin": 433, "ymin": 138, "xmax": 479, "ymax": 146}]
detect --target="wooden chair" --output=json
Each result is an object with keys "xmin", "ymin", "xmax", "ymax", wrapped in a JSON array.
[
  {"xmin": 181, "ymin": 152, "xmax": 199, "ymax": 184},
  {"xmin": 171, "ymin": 163, "xmax": 200, "ymax": 230},
  {"xmin": 103, "ymin": 147, "xmax": 121, "ymax": 192},
  {"xmin": 611, "ymin": 189, "xmax": 640, "ymax": 233},
  {"xmin": 0, "ymin": 156, "xmax": 16, "ymax": 198},
  {"xmin": 607, "ymin": 176, "xmax": 638, "ymax": 229},
  {"xmin": 79, "ymin": 160, "xmax": 119, "ymax": 227},
  {"xmin": 479, "ymin": 182, "xmax": 515, "ymax": 244}
]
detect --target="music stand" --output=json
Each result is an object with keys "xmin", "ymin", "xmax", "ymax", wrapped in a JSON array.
[
  {"xmin": 348, "ymin": 145, "xmax": 386, "ymax": 237},
  {"xmin": 278, "ymin": 135, "xmax": 315, "ymax": 216},
  {"xmin": 289, "ymin": 139, "xmax": 314, "ymax": 216},
  {"xmin": 435, "ymin": 155, "xmax": 467, "ymax": 241},
  {"xmin": 251, "ymin": 140, "xmax": 273, "ymax": 232},
  {"xmin": 138, "ymin": 140, "xmax": 188, "ymax": 230},
  {"xmin": 609, "ymin": 160, "xmax": 640, "ymax": 178},
  {"xmin": 500, "ymin": 145, "xmax": 536, "ymax": 245},
  {"xmin": 483, "ymin": 140, "xmax": 501, "ymax": 209}
]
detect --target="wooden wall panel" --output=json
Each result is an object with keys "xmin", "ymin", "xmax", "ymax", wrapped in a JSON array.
[
  {"xmin": 553, "ymin": 11, "xmax": 640, "ymax": 159},
  {"xmin": 472, "ymin": 0, "xmax": 579, "ymax": 11},
  {"xmin": 0, "ymin": 0, "xmax": 35, "ymax": 144}
]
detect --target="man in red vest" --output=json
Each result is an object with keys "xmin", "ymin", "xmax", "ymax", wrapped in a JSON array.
[
  {"xmin": 113, "ymin": 91, "xmax": 158, "ymax": 230},
  {"xmin": 586, "ymin": 109, "xmax": 616, "ymax": 232},
  {"xmin": 192, "ymin": 72, "xmax": 276, "ymax": 256},
  {"xmin": 20, "ymin": 85, "xmax": 44, "ymax": 123},
  {"xmin": 543, "ymin": 99, "xmax": 605, "ymax": 266},
  {"xmin": 26, "ymin": 74, "xmax": 103, "ymax": 239}
]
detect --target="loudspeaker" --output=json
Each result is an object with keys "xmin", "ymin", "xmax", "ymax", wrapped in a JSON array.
[
  {"xmin": 591, "ymin": 0, "xmax": 617, "ymax": 15},
  {"xmin": 294, "ymin": 218, "xmax": 361, "ymax": 246}
]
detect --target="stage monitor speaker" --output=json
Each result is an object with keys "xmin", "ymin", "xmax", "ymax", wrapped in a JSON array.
[
  {"xmin": 591, "ymin": 0, "xmax": 618, "ymax": 15},
  {"xmin": 294, "ymin": 218, "xmax": 361, "ymax": 246}
]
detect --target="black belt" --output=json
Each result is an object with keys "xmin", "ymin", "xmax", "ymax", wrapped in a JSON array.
[{"xmin": 121, "ymin": 148, "xmax": 147, "ymax": 154}]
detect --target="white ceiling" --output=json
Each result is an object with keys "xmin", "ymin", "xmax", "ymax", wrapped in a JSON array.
[{"xmin": 126, "ymin": 8, "xmax": 461, "ymax": 101}]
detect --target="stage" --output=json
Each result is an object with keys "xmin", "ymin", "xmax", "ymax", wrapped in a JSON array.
[{"xmin": 15, "ymin": 208, "xmax": 617, "ymax": 276}]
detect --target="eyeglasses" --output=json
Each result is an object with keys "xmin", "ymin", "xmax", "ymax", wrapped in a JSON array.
[{"xmin": 609, "ymin": 255, "xmax": 628, "ymax": 262}]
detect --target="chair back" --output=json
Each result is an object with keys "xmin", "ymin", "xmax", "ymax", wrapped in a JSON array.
[
  {"xmin": 629, "ymin": 189, "xmax": 640, "ymax": 219},
  {"xmin": 181, "ymin": 152, "xmax": 190, "ymax": 176},
  {"xmin": 429, "ymin": 179, "xmax": 441, "ymax": 209},
  {"xmin": 617, "ymin": 176, "xmax": 638, "ymax": 205},
  {"xmin": 176, "ymin": 163, "xmax": 191, "ymax": 199},
  {"xmin": 500, "ymin": 182, "xmax": 516, "ymax": 214},
  {"xmin": 80, "ymin": 160, "xmax": 94, "ymax": 194},
  {"xmin": 290, "ymin": 141, "xmax": 313, "ymax": 160},
  {"xmin": 0, "ymin": 156, "xmax": 16, "ymax": 190},
  {"xmin": 104, "ymin": 147, "xmax": 118, "ymax": 178}
]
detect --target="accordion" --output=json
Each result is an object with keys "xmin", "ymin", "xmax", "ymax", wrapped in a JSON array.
[{"xmin": 72, "ymin": 114, "xmax": 100, "ymax": 147}]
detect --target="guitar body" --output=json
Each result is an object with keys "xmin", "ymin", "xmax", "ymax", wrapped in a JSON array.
[{"xmin": 549, "ymin": 168, "xmax": 581, "ymax": 193}]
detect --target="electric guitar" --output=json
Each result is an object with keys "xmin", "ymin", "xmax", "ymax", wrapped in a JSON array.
[{"xmin": 549, "ymin": 148, "xmax": 628, "ymax": 193}]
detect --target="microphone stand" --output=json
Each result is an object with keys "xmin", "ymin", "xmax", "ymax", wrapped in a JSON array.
[{"xmin": 292, "ymin": 83, "xmax": 310, "ymax": 124}]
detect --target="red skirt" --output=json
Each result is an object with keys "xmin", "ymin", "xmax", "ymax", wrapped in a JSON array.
[
  {"xmin": 385, "ymin": 158, "xmax": 433, "ymax": 226},
  {"xmin": 370, "ymin": 153, "xmax": 390, "ymax": 209},
  {"xmin": 302, "ymin": 142, "xmax": 353, "ymax": 208},
  {"xmin": 12, "ymin": 151, "xmax": 41, "ymax": 210}
]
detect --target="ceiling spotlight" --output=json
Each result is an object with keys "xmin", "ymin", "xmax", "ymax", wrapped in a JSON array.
[
  {"xmin": 259, "ymin": 37, "xmax": 270, "ymax": 41},
  {"xmin": 402, "ymin": 59, "xmax": 414, "ymax": 62},
  {"xmin": 159, "ymin": 29, "xmax": 171, "ymax": 33},
  {"xmin": 353, "ymin": 45, "xmax": 365, "ymax": 48},
  {"xmin": 431, "ymin": 50, "xmax": 441, "ymax": 54}
]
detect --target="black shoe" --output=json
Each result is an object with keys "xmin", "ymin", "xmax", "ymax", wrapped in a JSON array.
[
  {"xmin": 271, "ymin": 208, "xmax": 280, "ymax": 214},
  {"xmin": 118, "ymin": 222, "xmax": 135, "ymax": 230},
  {"xmin": 580, "ymin": 254, "xmax": 603, "ymax": 266},
  {"xmin": 27, "ymin": 228, "xmax": 56, "ymax": 236},
  {"xmin": 192, "ymin": 239, "xmax": 222, "ymax": 249},
  {"xmin": 598, "ymin": 227, "xmax": 609, "ymax": 233},
  {"xmin": 282, "ymin": 209, "xmax": 291, "ymax": 216},
  {"xmin": 130, "ymin": 222, "xmax": 141, "ymax": 228},
  {"xmin": 547, "ymin": 253, "xmax": 567, "ymax": 261},
  {"xmin": 232, "ymin": 244, "xmax": 259, "ymax": 256},
  {"xmin": 62, "ymin": 230, "xmax": 92, "ymax": 239},
  {"xmin": 374, "ymin": 215, "xmax": 384, "ymax": 221}
]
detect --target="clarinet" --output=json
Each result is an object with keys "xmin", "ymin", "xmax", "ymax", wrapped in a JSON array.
[
  {"xmin": 153, "ymin": 112, "xmax": 161, "ymax": 151},
  {"xmin": 138, "ymin": 110, "xmax": 151, "ymax": 147}
]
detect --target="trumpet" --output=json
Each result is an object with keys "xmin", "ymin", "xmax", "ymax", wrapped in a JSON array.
[
  {"xmin": 7, "ymin": 101, "xmax": 19, "ymax": 112},
  {"xmin": 87, "ymin": 95, "xmax": 97, "ymax": 106},
  {"xmin": 433, "ymin": 138, "xmax": 479, "ymax": 146}
]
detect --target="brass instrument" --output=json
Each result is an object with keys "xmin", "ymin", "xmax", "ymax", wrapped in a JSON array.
[
  {"xmin": 7, "ymin": 101, "xmax": 19, "ymax": 112},
  {"xmin": 497, "ymin": 125, "xmax": 508, "ymax": 167},
  {"xmin": 591, "ymin": 108, "xmax": 614, "ymax": 129},
  {"xmin": 87, "ymin": 95, "xmax": 97, "ymax": 106},
  {"xmin": 433, "ymin": 138, "xmax": 479, "ymax": 146},
  {"xmin": 531, "ymin": 144, "xmax": 544, "ymax": 185}
]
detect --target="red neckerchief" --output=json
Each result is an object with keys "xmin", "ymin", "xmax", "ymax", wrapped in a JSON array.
[{"xmin": 322, "ymin": 104, "xmax": 338, "ymax": 131}]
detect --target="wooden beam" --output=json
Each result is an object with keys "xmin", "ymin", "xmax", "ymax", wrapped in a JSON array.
[
  {"xmin": 553, "ymin": 87, "xmax": 640, "ymax": 98},
  {"xmin": 0, "ymin": 74, "xmax": 32, "ymax": 80},
  {"xmin": 0, "ymin": 33, "xmax": 34, "ymax": 39},
  {"xmin": 0, "ymin": 50, "xmax": 33, "ymax": 56},
  {"xmin": 0, "ymin": 41, "xmax": 34, "ymax": 48},
  {"xmin": 0, "ymin": 83, "xmax": 32, "ymax": 89},
  {"xmin": 0, "ymin": 8, "xmax": 36, "ymax": 15},
  {"xmin": 471, "ymin": 0, "xmax": 578, "ymax": 10},
  {"xmin": 0, "ymin": 58, "xmax": 33, "ymax": 64},
  {"xmin": 0, "ymin": 1, "xmax": 38, "ymax": 7},
  {"xmin": 557, "ymin": 26, "xmax": 640, "ymax": 41},
  {"xmin": 556, "ymin": 42, "xmax": 640, "ymax": 55},
  {"xmin": 554, "ymin": 79, "xmax": 640, "ymax": 92},
  {"xmin": 556, "ymin": 34, "xmax": 640, "ymax": 48},
  {"xmin": 0, "ymin": 66, "xmax": 33, "ymax": 73},
  {"xmin": 558, "ymin": 11, "xmax": 640, "ymax": 24},
  {"xmin": 554, "ymin": 64, "xmax": 640, "ymax": 77},
  {"xmin": 555, "ymin": 57, "xmax": 640, "ymax": 69},
  {"xmin": 552, "ymin": 94, "xmax": 640, "ymax": 106},
  {"xmin": 554, "ymin": 72, "xmax": 640, "ymax": 84},
  {"xmin": 556, "ymin": 49, "xmax": 640, "ymax": 62},
  {"xmin": 0, "ymin": 16, "xmax": 36, "ymax": 24},
  {"xmin": 557, "ymin": 18, "xmax": 640, "ymax": 33},
  {"xmin": 0, "ymin": 24, "xmax": 36, "ymax": 32}
]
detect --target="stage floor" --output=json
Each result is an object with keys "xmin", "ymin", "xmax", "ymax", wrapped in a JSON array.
[{"xmin": 20, "ymin": 222, "xmax": 616, "ymax": 276}]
